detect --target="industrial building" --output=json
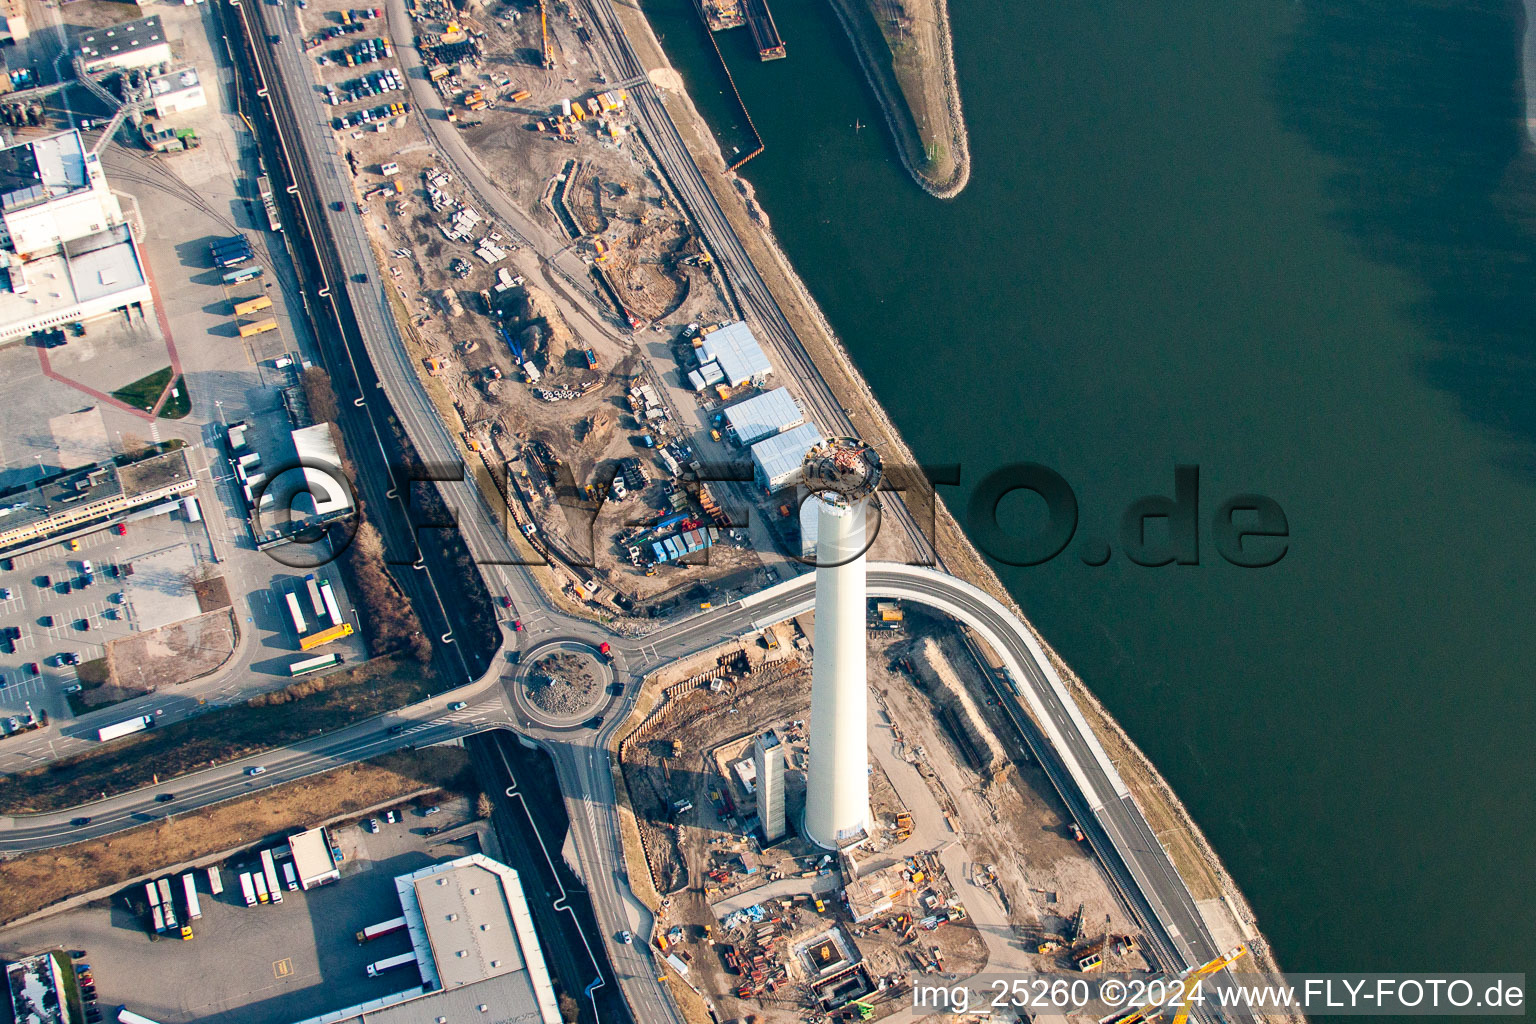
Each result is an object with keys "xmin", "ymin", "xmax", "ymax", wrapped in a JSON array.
[
  {"xmin": 690, "ymin": 320, "xmax": 772, "ymax": 390},
  {"xmin": 0, "ymin": 448, "xmax": 195, "ymax": 552},
  {"xmin": 293, "ymin": 855, "xmax": 562, "ymax": 1024},
  {"xmin": 147, "ymin": 66, "xmax": 207, "ymax": 118},
  {"xmin": 0, "ymin": 130, "xmax": 152, "ymax": 341},
  {"xmin": 3, "ymin": 950, "xmax": 69, "ymax": 1024},
  {"xmin": 750, "ymin": 421, "xmax": 823, "ymax": 492},
  {"xmin": 753, "ymin": 729, "xmax": 786, "ymax": 842},
  {"xmin": 723, "ymin": 385, "xmax": 803, "ymax": 446},
  {"xmin": 76, "ymin": 16, "xmax": 172, "ymax": 73},
  {"xmin": 247, "ymin": 423, "xmax": 358, "ymax": 549},
  {"xmin": 286, "ymin": 826, "xmax": 341, "ymax": 890}
]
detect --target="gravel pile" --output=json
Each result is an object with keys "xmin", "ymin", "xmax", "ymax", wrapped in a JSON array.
[{"xmin": 525, "ymin": 652, "xmax": 600, "ymax": 715}]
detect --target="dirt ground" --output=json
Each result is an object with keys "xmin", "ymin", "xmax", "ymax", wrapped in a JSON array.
[
  {"xmin": 0, "ymin": 747, "xmax": 473, "ymax": 925},
  {"xmin": 104, "ymin": 609, "xmax": 238, "ymax": 693}
]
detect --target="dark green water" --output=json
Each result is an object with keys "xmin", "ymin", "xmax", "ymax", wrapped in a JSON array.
[{"xmin": 646, "ymin": 0, "xmax": 1536, "ymax": 984}]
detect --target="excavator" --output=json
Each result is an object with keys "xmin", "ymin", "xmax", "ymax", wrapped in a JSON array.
[{"xmin": 1102, "ymin": 943, "xmax": 1248, "ymax": 1024}]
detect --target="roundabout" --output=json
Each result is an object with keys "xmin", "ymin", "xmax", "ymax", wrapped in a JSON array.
[{"xmin": 510, "ymin": 638, "xmax": 616, "ymax": 729}]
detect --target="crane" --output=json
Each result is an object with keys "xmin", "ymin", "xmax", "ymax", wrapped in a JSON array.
[{"xmin": 1102, "ymin": 943, "xmax": 1248, "ymax": 1024}]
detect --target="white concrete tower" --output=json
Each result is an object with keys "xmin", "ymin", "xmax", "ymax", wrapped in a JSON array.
[{"xmin": 802, "ymin": 437, "xmax": 882, "ymax": 850}]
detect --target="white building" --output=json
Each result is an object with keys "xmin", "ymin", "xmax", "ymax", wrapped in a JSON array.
[
  {"xmin": 148, "ymin": 66, "xmax": 206, "ymax": 118},
  {"xmin": 690, "ymin": 320, "xmax": 772, "ymax": 390},
  {"xmin": 0, "ymin": 130, "xmax": 149, "ymax": 343},
  {"xmin": 286, "ymin": 827, "xmax": 340, "ymax": 890},
  {"xmin": 77, "ymin": 16, "xmax": 172, "ymax": 74},
  {"xmin": 751, "ymin": 421, "xmax": 823, "ymax": 492},
  {"xmin": 753, "ymin": 730, "xmax": 786, "ymax": 842},
  {"xmin": 724, "ymin": 385, "xmax": 803, "ymax": 446},
  {"xmin": 0, "ymin": 131, "xmax": 123, "ymax": 257}
]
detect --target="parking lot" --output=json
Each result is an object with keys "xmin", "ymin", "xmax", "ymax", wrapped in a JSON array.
[
  {"xmin": 0, "ymin": 802, "xmax": 480, "ymax": 1024},
  {"xmin": 0, "ymin": 513, "xmax": 210, "ymax": 725}
]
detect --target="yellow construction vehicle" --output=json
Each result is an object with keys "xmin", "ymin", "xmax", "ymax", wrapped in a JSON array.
[{"xmin": 1103, "ymin": 944, "xmax": 1248, "ymax": 1024}]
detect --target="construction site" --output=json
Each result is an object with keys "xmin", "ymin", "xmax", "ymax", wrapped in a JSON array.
[
  {"xmin": 291, "ymin": 0, "xmax": 855, "ymax": 616},
  {"xmin": 616, "ymin": 602, "xmax": 1157, "ymax": 1023}
]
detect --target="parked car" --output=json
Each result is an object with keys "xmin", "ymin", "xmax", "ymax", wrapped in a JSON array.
[
  {"xmin": 63, "ymin": 684, "xmax": 82, "ymax": 694},
  {"xmin": 384, "ymin": 810, "xmax": 397, "ymax": 824},
  {"xmin": 366, "ymin": 818, "xmax": 380, "ymax": 833},
  {"xmin": 422, "ymin": 806, "xmax": 441, "ymax": 816},
  {"xmin": 114, "ymin": 524, "xmax": 127, "ymax": 536},
  {"xmin": 0, "ymin": 587, "xmax": 11, "ymax": 599},
  {"xmin": 26, "ymin": 662, "xmax": 39, "ymax": 676},
  {"xmin": 40, "ymin": 614, "xmax": 53, "ymax": 627}
]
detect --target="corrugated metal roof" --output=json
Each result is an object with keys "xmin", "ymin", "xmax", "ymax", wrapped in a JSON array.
[
  {"xmin": 698, "ymin": 321, "xmax": 772, "ymax": 386},
  {"xmin": 751, "ymin": 422, "xmax": 823, "ymax": 489},
  {"xmin": 724, "ymin": 386, "xmax": 802, "ymax": 446}
]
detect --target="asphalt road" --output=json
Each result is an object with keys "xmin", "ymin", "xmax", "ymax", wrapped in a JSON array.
[{"xmin": 0, "ymin": 677, "xmax": 507, "ymax": 851}]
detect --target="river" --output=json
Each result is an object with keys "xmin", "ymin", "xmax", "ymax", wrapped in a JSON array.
[{"xmin": 641, "ymin": 0, "xmax": 1536, "ymax": 987}]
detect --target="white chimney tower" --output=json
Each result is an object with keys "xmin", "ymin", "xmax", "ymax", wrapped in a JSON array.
[{"xmin": 801, "ymin": 437, "xmax": 882, "ymax": 850}]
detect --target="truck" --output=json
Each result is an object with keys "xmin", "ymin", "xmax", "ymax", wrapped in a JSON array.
[
  {"xmin": 305, "ymin": 574, "xmax": 325, "ymax": 618},
  {"xmin": 239, "ymin": 872, "xmax": 257, "ymax": 906},
  {"xmin": 356, "ymin": 915, "xmax": 409, "ymax": 943},
  {"xmin": 282, "ymin": 862, "xmax": 299, "ymax": 890},
  {"xmin": 182, "ymin": 873, "xmax": 202, "ymax": 920},
  {"xmin": 366, "ymin": 951, "xmax": 418, "ymax": 978},
  {"xmin": 150, "ymin": 903, "xmax": 166, "ymax": 935},
  {"xmin": 183, "ymin": 496, "xmax": 202, "ymax": 522},
  {"xmin": 260, "ymin": 848, "xmax": 284, "ymax": 904},
  {"xmin": 145, "ymin": 881, "xmax": 161, "ymax": 911},
  {"xmin": 207, "ymin": 866, "xmax": 224, "ymax": 896},
  {"xmin": 118, "ymin": 1009, "xmax": 168, "ymax": 1024},
  {"xmin": 157, "ymin": 879, "xmax": 178, "ymax": 931},
  {"xmin": 320, "ymin": 580, "xmax": 342, "ymax": 625},
  {"xmin": 299, "ymin": 621, "xmax": 354, "ymax": 651},
  {"xmin": 233, "ymin": 295, "xmax": 273, "ymax": 316},
  {"xmin": 98, "ymin": 715, "xmax": 154, "ymax": 742},
  {"xmin": 284, "ymin": 592, "xmax": 306, "ymax": 635},
  {"xmin": 253, "ymin": 872, "xmax": 270, "ymax": 904}
]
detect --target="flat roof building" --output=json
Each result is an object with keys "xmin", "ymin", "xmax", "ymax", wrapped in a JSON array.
[
  {"xmin": 0, "ymin": 130, "xmax": 122, "ymax": 256},
  {"xmin": 289, "ymin": 854, "xmax": 562, "ymax": 1024},
  {"xmin": 286, "ymin": 826, "xmax": 340, "ymax": 890},
  {"xmin": 0, "ymin": 131, "xmax": 148, "ymax": 342},
  {"xmin": 148, "ymin": 66, "xmax": 206, "ymax": 118},
  {"xmin": 751, "ymin": 421, "xmax": 823, "ymax": 492},
  {"xmin": 4, "ymin": 951, "xmax": 68, "ymax": 1024},
  {"xmin": 76, "ymin": 16, "xmax": 171, "ymax": 73},
  {"xmin": 0, "ymin": 447, "xmax": 194, "ymax": 551},
  {"xmin": 724, "ymin": 385, "xmax": 803, "ymax": 446},
  {"xmin": 690, "ymin": 320, "xmax": 772, "ymax": 390}
]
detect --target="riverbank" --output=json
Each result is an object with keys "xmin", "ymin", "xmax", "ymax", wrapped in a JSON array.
[
  {"xmin": 825, "ymin": 0, "xmax": 971, "ymax": 197},
  {"xmin": 613, "ymin": 0, "xmax": 1287, "ymax": 988}
]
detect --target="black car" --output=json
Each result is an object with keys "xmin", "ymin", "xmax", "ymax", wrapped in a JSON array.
[
  {"xmin": 155, "ymin": 793, "xmax": 175, "ymax": 803},
  {"xmin": 332, "ymin": 200, "xmax": 345, "ymax": 211},
  {"xmin": 68, "ymin": 950, "xmax": 87, "ymax": 959},
  {"xmin": 38, "ymin": 574, "xmax": 50, "ymax": 587},
  {"xmin": 71, "ymin": 817, "xmax": 91, "ymax": 826},
  {"xmin": 388, "ymin": 724, "xmax": 407, "ymax": 735},
  {"xmin": 58, "ymin": 581, "xmax": 71, "ymax": 595},
  {"xmin": 39, "ymin": 615, "xmax": 52, "ymax": 627}
]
